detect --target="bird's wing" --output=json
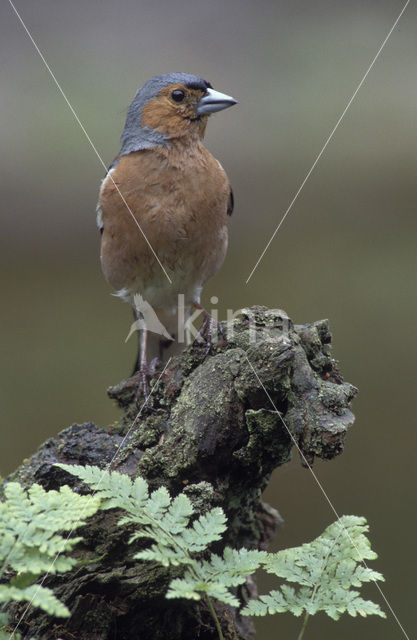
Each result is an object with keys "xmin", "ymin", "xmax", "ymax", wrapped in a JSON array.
[{"xmin": 227, "ymin": 187, "xmax": 234, "ymax": 216}]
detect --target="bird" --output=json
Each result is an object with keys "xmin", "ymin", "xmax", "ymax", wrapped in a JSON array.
[{"xmin": 96, "ymin": 72, "xmax": 237, "ymax": 396}]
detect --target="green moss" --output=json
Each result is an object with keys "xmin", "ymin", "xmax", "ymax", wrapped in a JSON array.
[{"xmin": 234, "ymin": 409, "xmax": 292, "ymax": 474}]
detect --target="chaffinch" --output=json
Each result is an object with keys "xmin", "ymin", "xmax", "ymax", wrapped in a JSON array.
[{"xmin": 96, "ymin": 73, "xmax": 237, "ymax": 395}]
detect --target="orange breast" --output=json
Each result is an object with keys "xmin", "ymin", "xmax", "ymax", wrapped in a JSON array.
[{"xmin": 98, "ymin": 142, "xmax": 230, "ymax": 306}]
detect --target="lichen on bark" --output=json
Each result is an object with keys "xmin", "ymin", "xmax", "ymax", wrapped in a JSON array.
[{"xmin": 4, "ymin": 306, "xmax": 357, "ymax": 640}]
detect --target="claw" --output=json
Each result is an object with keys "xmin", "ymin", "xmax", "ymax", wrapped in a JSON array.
[
  {"xmin": 135, "ymin": 369, "xmax": 150, "ymax": 405},
  {"xmin": 134, "ymin": 356, "xmax": 161, "ymax": 406},
  {"xmin": 193, "ymin": 303, "xmax": 225, "ymax": 356}
]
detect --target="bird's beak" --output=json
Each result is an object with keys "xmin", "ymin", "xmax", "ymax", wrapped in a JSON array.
[{"xmin": 196, "ymin": 88, "xmax": 238, "ymax": 115}]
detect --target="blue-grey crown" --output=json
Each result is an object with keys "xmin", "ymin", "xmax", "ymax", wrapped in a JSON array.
[{"xmin": 118, "ymin": 73, "xmax": 211, "ymax": 160}]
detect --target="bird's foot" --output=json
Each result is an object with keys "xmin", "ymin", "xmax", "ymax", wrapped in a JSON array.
[
  {"xmin": 133, "ymin": 357, "xmax": 160, "ymax": 407},
  {"xmin": 193, "ymin": 305, "xmax": 226, "ymax": 356}
]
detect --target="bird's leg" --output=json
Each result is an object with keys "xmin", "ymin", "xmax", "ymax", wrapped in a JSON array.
[
  {"xmin": 193, "ymin": 302, "xmax": 225, "ymax": 356},
  {"xmin": 134, "ymin": 328, "xmax": 152, "ymax": 405}
]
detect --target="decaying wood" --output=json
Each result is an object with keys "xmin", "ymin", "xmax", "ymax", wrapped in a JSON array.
[{"xmin": 6, "ymin": 306, "xmax": 356, "ymax": 640}]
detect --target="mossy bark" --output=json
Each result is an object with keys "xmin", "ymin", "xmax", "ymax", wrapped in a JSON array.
[{"xmin": 5, "ymin": 307, "xmax": 356, "ymax": 640}]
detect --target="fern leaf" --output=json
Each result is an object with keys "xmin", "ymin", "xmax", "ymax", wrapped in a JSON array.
[
  {"xmin": 165, "ymin": 578, "xmax": 201, "ymax": 601},
  {"xmin": 132, "ymin": 476, "xmax": 149, "ymax": 508},
  {"xmin": 243, "ymin": 588, "xmax": 302, "ymax": 617},
  {"xmin": 164, "ymin": 547, "xmax": 266, "ymax": 608},
  {"xmin": 56, "ymin": 463, "xmax": 138, "ymax": 512},
  {"xmin": 134, "ymin": 544, "xmax": 191, "ymax": 568},
  {"xmin": 347, "ymin": 596, "xmax": 385, "ymax": 618},
  {"xmin": 167, "ymin": 575, "xmax": 239, "ymax": 607},
  {"xmin": 57, "ymin": 466, "xmax": 386, "ymax": 627},
  {"xmin": 55, "ymin": 463, "xmax": 104, "ymax": 489},
  {"xmin": 160, "ymin": 493, "xmax": 194, "ymax": 534},
  {"xmin": 144, "ymin": 486, "xmax": 171, "ymax": 518},
  {"xmin": 203, "ymin": 582, "xmax": 240, "ymax": 607},
  {"xmin": 198, "ymin": 548, "xmax": 267, "ymax": 587},
  {"xmin": 181, "ymin": 507, "xmax": 227, "ymax": 552},
  {"xmin": 0, "ymin": 584, "xmax": 69, "ymax": 618},
  {"xmin": 242, "ymin": 515, "xmax": 385, "ymax": 621},
  {"xmin": 0, "ymin": 474, "xmax": 102, "ymax": 622}
]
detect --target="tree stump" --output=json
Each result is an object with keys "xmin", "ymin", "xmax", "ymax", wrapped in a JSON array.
[{"xmin": 6, "ymin": 307, "xmax": 357, "ymax": 640}]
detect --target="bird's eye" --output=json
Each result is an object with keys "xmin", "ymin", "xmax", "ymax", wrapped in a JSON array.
[{"xmin": 171, "ymin": 89, "xmax": 185, "ymax": 103}]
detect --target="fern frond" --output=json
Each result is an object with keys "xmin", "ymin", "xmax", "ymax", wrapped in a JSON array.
[
  {"xmin": 160, "ymin": 493, "xmax": 194, "ymax": 534},
  {"xmin": 167, "ymin": 574, "xmax": 240, "ymax": 607},
  {"xmin": 59, "ymin": 466, "xmax": 228, "ymax": 562},
  {"xmin": 198, "ymin": 547, "xmax": 267, "ymax": 587},
  {"xmin": 56, "ymin": 463, "xmax": 136, "ymax": 511},
  {"xmin": 181, "ymin": 507, "xmax": 227, "ymax": 552},
  {"xmin": 163, "ymin": 547, "xmax": 267, "ymax": 609},
  {"xmin": 0, "ymin": 584, "xmax": 70, "ymax": 617},
  {"xmin": 57, "ymin": 466, "xmax": 386, "ymax": 631},
  {"xmin": 0, "ymin": 478, "xmax": 101, "ymax": 620},
  {"xmin": 242, "ymin": 515, "xmax": 386, "ymax": 620},
  {"xmin": 134, "ymin": 544, "xmax": 191, "ymax": 568},
  {"xmin": 165, "ymin": 578, "xmax": 202, "ymax": 601}
]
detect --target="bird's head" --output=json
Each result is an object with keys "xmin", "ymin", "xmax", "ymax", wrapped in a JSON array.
[{"xmin": 119, "ymin": 73, "xmax": 237, "ymax": 157}]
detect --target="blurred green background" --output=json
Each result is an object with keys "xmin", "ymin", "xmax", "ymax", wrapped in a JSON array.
[{"xmin": 0, "ymin": 1, "xmax": 415, "ymax": 638}]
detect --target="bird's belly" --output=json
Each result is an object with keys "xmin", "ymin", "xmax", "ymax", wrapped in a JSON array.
[
  {"xmin": 99, "ymin": 146, "xmax": 230, "ymax": 308},
  {"xmin": 132, "ymin": 219, "xmax": 227, "ymax": 307}
]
